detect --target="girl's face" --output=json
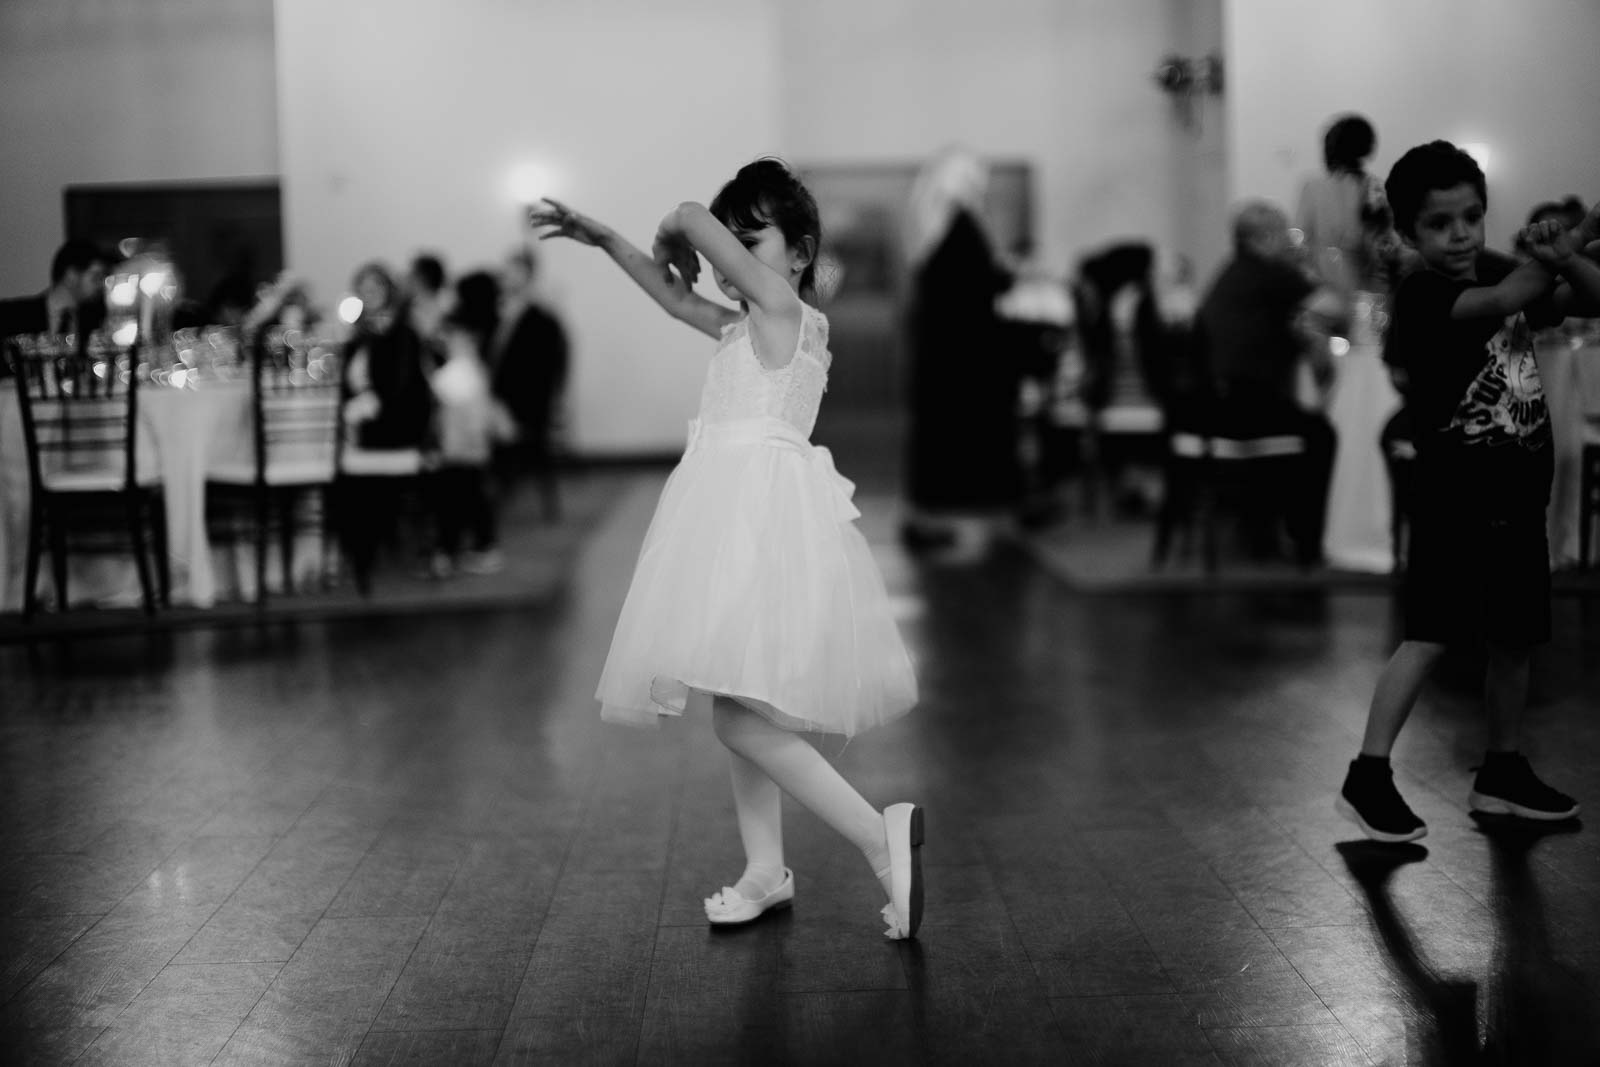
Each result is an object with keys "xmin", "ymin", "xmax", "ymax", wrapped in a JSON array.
[{"xmin": 716, "ymin": 222, "xmax": 809, "ymax": 304}]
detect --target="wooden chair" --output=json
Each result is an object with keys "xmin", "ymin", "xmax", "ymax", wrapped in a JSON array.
[
  {"xmin": 6, "ymin": 334, "xmax": 168, "ymax": 620},
  {"xmin": 1153, "ymin": 422, "xmax": 1307, "ymax": 573},
  {"xmin": 204, "ymin": 326, "xmax": 342, "ymax": 604}
]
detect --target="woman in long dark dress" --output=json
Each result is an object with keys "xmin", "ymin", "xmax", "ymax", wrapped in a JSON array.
[{"xmin": 901, "ymin": 150, "xmax": 1016, "ymax": 547}]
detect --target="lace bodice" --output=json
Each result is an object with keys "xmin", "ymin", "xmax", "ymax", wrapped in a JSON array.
[{"xmin": 695, "ymin": 304, "xmax": 831, "ymax": 438}]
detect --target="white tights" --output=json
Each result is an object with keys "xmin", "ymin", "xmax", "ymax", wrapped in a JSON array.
[{"xmin": 710, "ymin": 696, "xmax": 892, "ymax": 901}]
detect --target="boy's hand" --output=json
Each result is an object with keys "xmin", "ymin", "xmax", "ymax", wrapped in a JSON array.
[
  {"xmin": 1579, "ymin": 200, "xmax": 1600, "ymax": 258},
  {"xmin": 529, "ymin": 199, "xmax": 608, "ymax": 247},
  {"xmin": 1519, "ymin": 218, "xmax": 1578, "ymax": 267}
]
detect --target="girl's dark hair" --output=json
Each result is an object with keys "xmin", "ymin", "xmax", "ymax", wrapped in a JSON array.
[
  {"xmin": 1384, "ymin": 141, "xmax": 1487, "ymax": 238},
  {"xmin": 446, "ymin": 270, "xmax": 502, "ymax": 352},
  {"xmin": 709, "ymin": 157, "xmax": 822, "ymax": 303},
  {"xmin": 1323, "ymin": 114, "xmax": 1376, "ymax": 173}
]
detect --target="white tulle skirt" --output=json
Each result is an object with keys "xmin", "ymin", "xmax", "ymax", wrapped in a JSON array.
[{"xmin": 596, "ymin": 416, "xmax": 918, "ymax": 737}]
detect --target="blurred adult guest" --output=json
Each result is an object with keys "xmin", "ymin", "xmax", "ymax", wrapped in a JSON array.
[
  {"xmin": 1296, "ymin": 114, "xmax": 1405, "ymax": 299},
  {"xmin": 343, "ymin": 262, "xmax": 434, "ymax": 450},
  {"xmin": 1195, "ymin": 201, "xmax": 1340, "ymax": 566},
  {"xmin": 338, "ymin": 262, "xmax": 435, "ymax": 589},
  {"xmin": 901, "ymin": 148, "xmax": 1016, "ymax": 549},
  {"xmin": 492, "ymin": 245, "xmax": 569, "ymax": 520},
  {"xmin": 0, "ymin": 240, "xmax": 111, "ymax": 344},
  {"xmin": 1297, "ymin": 114, "xmax": 1412, "ymax": 571},
  {"xmin": 406, "ymin": 252, "xmax": 450, "ymax": 352},
  {"xmin": 427, "ymin": 271, "xmax": 514, "ymax": 577}
]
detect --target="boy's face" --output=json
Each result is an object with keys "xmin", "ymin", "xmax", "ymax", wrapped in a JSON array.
[{"xmin": 1408, "ymin": 183, "xmax": 1486, "ymax": 280}]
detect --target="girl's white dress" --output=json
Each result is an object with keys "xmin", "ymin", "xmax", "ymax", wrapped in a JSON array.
[{"xmin": 596, "ymin": 304, "xmax": 918, "ymax": 737}]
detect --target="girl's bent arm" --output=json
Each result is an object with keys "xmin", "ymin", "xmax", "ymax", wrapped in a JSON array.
[
  {"xmin": 663, "ymin": 203, "xmax": 805, "ymax": 321},
  {"xmin": 531, "ymin": 199, "xmax": 738, "ymax": 340},
  {"xmin": 597, "ymin": 228, "xmax": 740, "ymax": 339}
]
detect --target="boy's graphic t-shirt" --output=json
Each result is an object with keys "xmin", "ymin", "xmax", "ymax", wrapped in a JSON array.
[{"xmin": 1387, "ymin": 250, "xmax": 1557, "ymax": 517}]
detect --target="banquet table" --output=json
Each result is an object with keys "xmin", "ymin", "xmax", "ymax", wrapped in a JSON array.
[{"xmin": 0, "ymin": 375, "xmax": 331, "ymax": 613}]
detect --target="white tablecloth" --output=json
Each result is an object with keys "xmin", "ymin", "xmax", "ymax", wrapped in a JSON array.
[
  {"xmin": 1540, "ymin": 331, "xmax": 1600, "ymax": 567},
  {"xmin": 1, "ymin": 378, "xmax": 326, "ymax": 612},
  {"xmin": 1323, "ymin": 294, "xmax": 1402, "ymax": 573}
]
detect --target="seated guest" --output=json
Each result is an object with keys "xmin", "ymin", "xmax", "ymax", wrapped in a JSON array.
[
  {"xmin": 1194, "ymin": 201, "xmax": 1343, "ymax": 565},
  {"xmin": 0, "ymin": 239, "xmax": 111, "ymax": 344}
]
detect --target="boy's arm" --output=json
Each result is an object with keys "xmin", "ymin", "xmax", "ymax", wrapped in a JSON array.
[
  {"xmin": 1450, "ymin": 258, "xmax": 1557, "ymax": 320},
  {"xmin": 530, "ymin": 199, "xmax": 738, "ymax": 340},
  {"xmin": 1524, "ymin": 214, "xmax": 1600, "ymax": 318}
]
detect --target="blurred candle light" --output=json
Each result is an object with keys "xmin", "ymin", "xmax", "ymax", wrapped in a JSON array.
[
  {"xmin": 337, "ymin": 295, "xmax": 364, "ymax": 324},
  {"xmin": 109, "ymin": 278, "xmax": 138, "ymax": 308},
  {"xmin": 1329, "ymin": 336, "xmax": 1351, "ymax": 357},
  {"xmin": 139, "ymin": 270, "xmax": 167, "ymax": 297},
  {"xmin": 111, "ymin": 321, "xmax": 138, "ymax": 346}
]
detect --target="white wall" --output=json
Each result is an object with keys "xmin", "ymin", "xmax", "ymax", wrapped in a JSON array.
[
  {"xmin": 0, "ymin": 0, "xmax": 279, "ymax": 294},
  {"xmin": 778, "ymin": 0, "xmax": 1211, "ymax": 279},
  {"xmin": 1225, "ymin": 0, "xmax": 1600, "ymax": 253},
  {"xmin": 275, "ymin": 0, "xmax": 781, "ymax": 455}
]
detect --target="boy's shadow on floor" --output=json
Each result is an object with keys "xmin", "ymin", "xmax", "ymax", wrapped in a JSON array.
[{"xmin": 1337, "ymin": 815, "xmax": 1595, "ymax": 1067}]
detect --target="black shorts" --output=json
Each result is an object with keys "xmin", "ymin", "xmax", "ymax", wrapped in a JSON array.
[{"xmin": 1403, "ymin": 511, "xmax": 1550, "ymax": 649}]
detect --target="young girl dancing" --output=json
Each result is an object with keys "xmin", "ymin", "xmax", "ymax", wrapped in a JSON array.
[{"xmin": 530, "ymin": 160, "xmax": 924, "ymax": 938}]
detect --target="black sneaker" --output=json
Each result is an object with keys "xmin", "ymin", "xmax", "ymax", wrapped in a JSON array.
[
  {"xmin": 1337, "ymin": 758, "xmax": 1427, "ymax": 843},
  {"xmin": 1468, "ymin": 753, "xmax": 1580, "ymax": 820}
]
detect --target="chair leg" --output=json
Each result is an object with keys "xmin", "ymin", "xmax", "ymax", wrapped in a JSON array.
[
  {"xmin": 126, "ymin": 494, "xmax": 157, "ymax": 617},
  {"xmin": 22, "ymin": 511, "xmax": 43, "ymax": 623},
  {"xmin": 1200, "ymin": 458, "xmax": 1219, "ymax": 575},
  {"xmin": 279, "ymin": 491, "xmax": 297, "ymax": 595},
  {"xmin": 254, "ymin": 486, "xmax": 270, "ymax": 606},
  {"xmin": 149, "ymin": 490, "xmax": 171, "ymax": 607},
  {"xmin": 48, "ymin": 519, "xmax": 68, "ymax": 612},
  {"xmin": 1581, "ymin": 449, "xmax": 1595, "ymax": 568},
  {"xmin": 1151, "ymin": 456, "xmax": 1188, "ymax": 568}
]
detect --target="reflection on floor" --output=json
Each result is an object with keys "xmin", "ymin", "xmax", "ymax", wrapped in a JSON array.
[{"xmin": 1, "ymin": 467, "xmax": 1598, "ymax": 1065}]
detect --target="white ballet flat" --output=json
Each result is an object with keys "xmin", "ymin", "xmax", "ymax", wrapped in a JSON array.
[
  {"xmin": 882, "ymin": 803, "xmax": 924, "ymax": 940},
  {"xmin": 704, "ymin": 868, "xmax": 795, "ymax": 925}
]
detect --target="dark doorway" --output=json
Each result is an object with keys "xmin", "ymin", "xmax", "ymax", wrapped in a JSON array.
[{"xmin": 63, "ymin": 180, "xmax": 283, "ymax": 314}]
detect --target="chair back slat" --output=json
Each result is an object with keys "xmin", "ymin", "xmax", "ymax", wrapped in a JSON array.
[
  {"xmin": 5, "ymin": 334, "xmax": 143, "ymax": 494},
  {"xmin": 245, "ymin": 328, "xmax": 343, "ymax": 483}
]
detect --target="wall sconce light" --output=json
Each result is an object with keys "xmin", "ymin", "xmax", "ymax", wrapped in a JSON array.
[{"xmin": 1154, "ymin": 53, "xmax": 1224, "ymax": 128}]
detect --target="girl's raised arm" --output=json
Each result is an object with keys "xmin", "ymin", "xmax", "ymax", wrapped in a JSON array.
[
  {"xmin": 530, "ymin": 199, "xmax": 739, "ymax": 340},
  {"xmin": 657, "ymin": 203, "xmax": 805, "ymax": 322}
]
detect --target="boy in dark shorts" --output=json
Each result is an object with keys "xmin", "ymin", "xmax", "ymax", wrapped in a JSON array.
[{"xmin": 1336, "ymin": 141, "xmax": 1600, "ymax": 843}]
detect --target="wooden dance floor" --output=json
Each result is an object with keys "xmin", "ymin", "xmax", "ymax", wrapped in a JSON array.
[{"xmin": 2, "ymin": 474, "xmax": 1598, "ymax": 1065}]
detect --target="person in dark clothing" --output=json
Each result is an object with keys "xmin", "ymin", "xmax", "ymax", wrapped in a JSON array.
[
  {"xmin": 0, "ymin": 240, "xmax": 111, "ymax": 344},
  {"xmin": 1194, "ymin": 201, "xmax": 1341, "ymax": 564},
  {"xmin": 336, "ymin": 262, "xmax": 436, "ymax": 590},
  {"xmin": 1336, "ymin": 140, "xmax": 1600, "ymax": 845},
  {"xmin": 902, "ymin": 150, "xmax": 1015, "ymax": 548},
  {"xmin": 492, "ymin": 246, "xmax": 569, "ymax": 519}
]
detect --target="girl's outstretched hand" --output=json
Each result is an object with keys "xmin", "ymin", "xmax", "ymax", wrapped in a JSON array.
[{"xmin": 529, "ymin": 199, "xmax": 609, "ymax": 246}]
